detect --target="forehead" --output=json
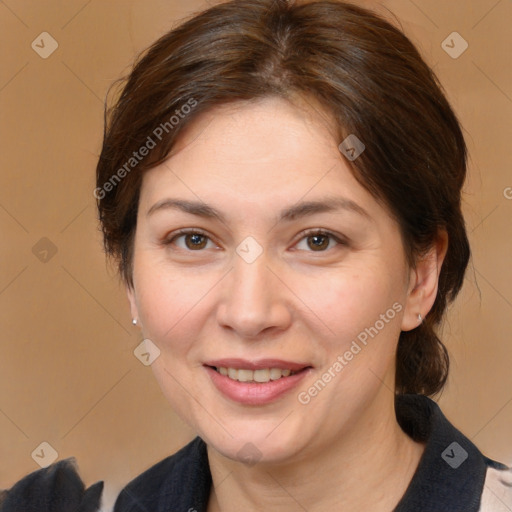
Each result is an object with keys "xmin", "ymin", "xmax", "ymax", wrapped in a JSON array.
[
  {"xmin": 138, "ymin": 96, "xmax": 383, "ymax": 223},
  {"xmin": 169, "ymin": 95, "xmax": 339, "ymax": 165}
]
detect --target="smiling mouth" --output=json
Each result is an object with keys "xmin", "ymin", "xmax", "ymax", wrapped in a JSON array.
[{"xmin": 209, "ymin": 366, "xmax": 309, "ymax": 383}]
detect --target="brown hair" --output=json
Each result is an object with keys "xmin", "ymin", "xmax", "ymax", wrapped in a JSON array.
[{"xmin": 96, "ymin": 0, "xmax": 470, "ymax": 396}]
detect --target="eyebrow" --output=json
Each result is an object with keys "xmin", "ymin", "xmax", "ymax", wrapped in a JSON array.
[{"xmin": 147, "ymin": 196, "xmax": 371, "ymax": 223}]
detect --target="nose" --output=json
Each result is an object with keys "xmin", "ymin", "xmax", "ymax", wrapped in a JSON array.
[{"xmin": 216, "ymin": 249, "xmax": 292, "ymax": 339}]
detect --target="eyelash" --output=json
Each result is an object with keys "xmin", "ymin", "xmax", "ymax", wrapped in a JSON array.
[{"xmin": 162, "ymin": 228, "xmax": 347, "ymax": 253}]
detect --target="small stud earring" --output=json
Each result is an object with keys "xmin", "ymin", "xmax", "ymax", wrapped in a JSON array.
[
  {"xmin": 132, "ymin": 318, "xmax": 138, "ymax": 326},
  {"xmin": 418, "ymin": 313, "xmax": 423, "ymax": 324}
]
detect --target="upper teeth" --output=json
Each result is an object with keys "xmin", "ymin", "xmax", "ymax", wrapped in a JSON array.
[{"xmin": 216, "ymin": 367, "xmax": 295, "ymax": 383}]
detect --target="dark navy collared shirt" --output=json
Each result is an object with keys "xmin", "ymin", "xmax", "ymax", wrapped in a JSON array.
[{"xmin": 114, "ymin": 394, "xmax": 512, "ymax": 512}]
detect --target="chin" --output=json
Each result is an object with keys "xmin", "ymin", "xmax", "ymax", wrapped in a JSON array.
[{"xmin": 201, "ymin": 420, "xmax": 309, "ymax": 466}]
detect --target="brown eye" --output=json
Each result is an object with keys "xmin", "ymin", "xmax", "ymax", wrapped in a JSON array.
[
  {"xmin": 307, "ymin": 234, "xmax": 330, "ymax": 251},
  {"xmin": 164, "ymin": 229, "xmax": 214, "ymax": 251},
  {"xmin": 295, "ymin": 230, "xmax": 346, "ymax": 252},
  {"xmin": 183, "ymin": 233, "xmax": 208, "ymax": 250}
]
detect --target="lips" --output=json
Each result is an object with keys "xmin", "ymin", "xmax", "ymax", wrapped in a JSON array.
[
  {"xmin": 203, "ymin": 358, "xmax": 313, "ymax": 405},
  {"xmin": 203, "ymin": 358, "xmax": 310, "ymax": 372}
]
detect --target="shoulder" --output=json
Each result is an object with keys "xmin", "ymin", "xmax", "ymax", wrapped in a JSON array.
[
  {"xmin": 479, "ymin": 458, "xmax": 512, "ymax": 512},
  {"xmin": 0, "ymin": 457, "xmax": 103, "ymax": 512},
  {"xmin": 394, "ymin": 394, "xmax": 512, "ymax": 511},
  {"xmin": 114, "ymin": 436, "xmax": 210, "ymax": 512}
]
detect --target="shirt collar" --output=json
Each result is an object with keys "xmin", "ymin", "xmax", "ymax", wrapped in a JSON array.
[{"xmin": 393, "ymin": 394, "xmax": 487, "ymax": 511}]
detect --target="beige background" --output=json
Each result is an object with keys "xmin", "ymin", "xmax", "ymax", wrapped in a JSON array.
[{"xmin": 1, "ymin": 0, "xmax": 511, "ymax": 510}]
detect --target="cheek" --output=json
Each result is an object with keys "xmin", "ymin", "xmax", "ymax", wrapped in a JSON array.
[
  {"xmin": 303, "ymin": 265, "xmax": 404, "ymax": 347},
  {"xmin": 298, "ymin": 271, "xmax": 404, "ymax": 409},
  {"xmin": 134, "ymin": 262, "xmax": 203, "ymax": 353},
  {"xmin": 133, "ymin": 264, "xmax": 210, "ymax": 424}
]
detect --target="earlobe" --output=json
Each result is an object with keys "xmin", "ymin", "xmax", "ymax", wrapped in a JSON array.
[
  {"xmin": 126, "ymin": 284, "xmax": 139, "ymax": 326},
  {"xmin": 401, "ymin": 230, "xmax": 448, "ymax": 332}
]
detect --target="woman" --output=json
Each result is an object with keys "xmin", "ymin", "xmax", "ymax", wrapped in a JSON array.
[
  {"xmin": 18, "ymin": 0, "xmax": 504, "ymax": 511},
  {"xmin": 93, "ymin": 0, "xmax": 512, "ymax": 510}
]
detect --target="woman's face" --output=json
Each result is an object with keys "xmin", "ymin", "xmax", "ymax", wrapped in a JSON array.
[{"xmin": 127, "ymin": 96, "xmax": 418, "ymax": 464}]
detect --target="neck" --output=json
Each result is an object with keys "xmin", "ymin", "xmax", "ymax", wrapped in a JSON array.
[{"xmin": 206, "ymin": 389, "xmax": 425, "ymax": 512}]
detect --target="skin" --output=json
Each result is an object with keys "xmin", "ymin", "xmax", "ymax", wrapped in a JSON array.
[{"xmin": 126, "ymin": 96, "xmax": 447, "ymax": 511}]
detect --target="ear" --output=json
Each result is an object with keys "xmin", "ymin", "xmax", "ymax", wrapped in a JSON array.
[
  {"xmin": 401, "ymin": 230, "xmax": 448, "ymax": 331},
  {"xmin": 126, "ymin": 282, "xmax": 139, "ymax": 325}
]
